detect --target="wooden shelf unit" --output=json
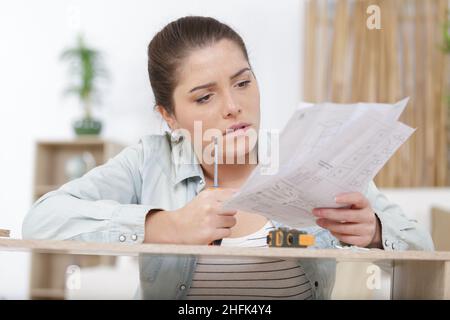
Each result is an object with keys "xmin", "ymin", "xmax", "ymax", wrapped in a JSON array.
[
  {"xmin": 30, "ymin": 138, "xmax": 125, "ymax": 299},
  {"xmin": 0, "ymin": 229, "xmax": 10, "ymax": 238}
]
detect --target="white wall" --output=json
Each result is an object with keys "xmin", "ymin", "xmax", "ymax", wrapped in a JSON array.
[
  {"xmin": 0, "ymin": 0, "xmax": 304, "ymax": 299},
  {"xmin": 380, "ymin": 188, "xmax": 450, "ymax": 232}
]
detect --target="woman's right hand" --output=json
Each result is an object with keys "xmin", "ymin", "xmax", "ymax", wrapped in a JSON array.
[{"xmin": 144, "ymin": 188, "xmax": 238, "ymax": 245}]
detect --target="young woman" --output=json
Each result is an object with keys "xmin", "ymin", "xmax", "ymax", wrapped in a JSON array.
[{"xmin": 23, "ymin": 16, "xmax": 433, "ymax": 300}]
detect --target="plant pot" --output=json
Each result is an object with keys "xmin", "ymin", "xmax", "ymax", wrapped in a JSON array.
[{"xmin": 73, "ymin": 118, "xmax": 102, "ymax": 136}]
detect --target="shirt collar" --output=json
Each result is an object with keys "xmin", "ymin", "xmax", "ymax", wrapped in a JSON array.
[
  {"xmin": 166, "ymin": 132, "xmax": 205, "ymax": 186},
  {"xmin": 165, "ymin": 130, "xmax": 273, "ymax": 187}
]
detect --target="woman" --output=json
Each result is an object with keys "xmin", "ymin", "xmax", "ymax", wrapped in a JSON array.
[{"xmin": 23, "ymin": 16, "xmax": 433, "ymax": 300}]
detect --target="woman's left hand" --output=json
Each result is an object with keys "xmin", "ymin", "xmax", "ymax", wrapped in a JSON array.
[{"xmin": 312, "ymin": 192, "xmax": 382, "ymax": 248}]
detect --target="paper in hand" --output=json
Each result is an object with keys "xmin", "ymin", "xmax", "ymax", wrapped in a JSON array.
[{"xmin": 223, "ymin": 98, "xmax": 414, "ymax": 228}]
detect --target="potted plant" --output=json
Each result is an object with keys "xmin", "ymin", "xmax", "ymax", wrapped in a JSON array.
[{"xmin": 61, "ymin": 34, "xmax": 108, "ymax": 136}]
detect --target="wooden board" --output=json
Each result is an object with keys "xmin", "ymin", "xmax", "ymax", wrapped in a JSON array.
[
  {"xmin": 392, "ymin": 260, "xmax": 450, "ymax": 299},
  {"xmin": 0, "ymin": 229, "xmax": 10, "ymax": 237},
  {"xmin": 3, "ymin": 239, "xmax": 450, "ymax": 299},
  {"xmin": 431, "ymin": 207, "xmax": 450, "ymax": 251},
  {"xmin": 1, "ymin": 238, "xmax": 450, "ymax": 262}
]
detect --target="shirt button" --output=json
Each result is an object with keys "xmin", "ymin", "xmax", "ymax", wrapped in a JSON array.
[
  {"xmin": 179, "ymin": 284, "xmax": 186, "ymax": 291},
  {"xmin": 131, "ymin": 234, "xmax": 138, "ymax": 241},
  {"xmin": 391, "ymin": 242, "xmax": 396, "ymax": 250},
  {"xmin": 384, "ymin": 239, "xmax": 390, "ymax": 248},
  {"xmin": 119, "ymin": 235, "xmax": 126, "ymax": 242}
]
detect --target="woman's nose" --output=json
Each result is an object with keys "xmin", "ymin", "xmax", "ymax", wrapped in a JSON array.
[{"xmin": 222, "ymin": 94, "xmax": 241, "ymax": 118}]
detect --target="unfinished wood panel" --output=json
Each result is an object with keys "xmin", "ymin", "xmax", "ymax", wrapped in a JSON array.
[
  {"xmin": 4, "ymin": 239, "xmax": 450, "ymax": 299},
  {"xmin": 3, "ymin": 238, "xmax": 450, "ymax": 260},
  {"xmin": 431, "ymin": 207, "xmax": 450, "ymax": 251},
  {"xmin": 392, "ymin": 260, "xmax": 450, "ymax": 299},
  {"xmin": 303, "ymin": 0, "xmax": 449, "ymax": 187}
]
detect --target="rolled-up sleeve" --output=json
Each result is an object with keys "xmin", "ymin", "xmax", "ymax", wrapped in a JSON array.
[
  {"xmin": 22, "ymin": 141, "xmax": 161, "ymax": 244},
  {"xmin": 365, "ymin": 181, "xmax": 434, "ymax": 251}
]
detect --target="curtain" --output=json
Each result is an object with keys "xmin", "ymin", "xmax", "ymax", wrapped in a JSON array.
[{"xmin": 303, "ymin": 0, "xmax": 449, "ymax": 187}]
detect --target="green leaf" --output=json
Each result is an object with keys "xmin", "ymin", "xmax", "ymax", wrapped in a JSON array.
[{"xmin": 60, "ymin": 33, "xmax": 109, "ymax": 106}]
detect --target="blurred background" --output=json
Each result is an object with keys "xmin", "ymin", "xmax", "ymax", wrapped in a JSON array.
[{"xmin": 0, "ymin": 0, "xmax": 449, "ymax": 299}]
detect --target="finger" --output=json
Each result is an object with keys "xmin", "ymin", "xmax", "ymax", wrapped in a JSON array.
[
  {"xmin": 208, "ymin": 188, "xmax": 239, "ymax": 202},
  {"xmin": 334, "ymin": 192, "xmax": 369, "ymax": 209},
  {"xmin": 216, "ymin": 208, "xmax": 237, "ymax": 216},
  {"xmin": 316, "ymin": 218, "xmax": 365, "ymax": 236},
  {"xmin": 213, "ymin": 228, "xmax": 232, "ymax": 240},
  {"xmin": 215, "ymin": 215, "xmax": 237, "ymax": 228},
  {"xmin": 312, "ymin": 208, "xmax": 361, "ymax": 223},
  {"xmin": 207, "ymin": 201, "xmax": 237, "ymax": 215}
]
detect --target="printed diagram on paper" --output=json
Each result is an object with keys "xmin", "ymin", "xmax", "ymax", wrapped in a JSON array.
[{"xmin": 223, "ymin": 98, "xmax": 414, "ymax": 228}]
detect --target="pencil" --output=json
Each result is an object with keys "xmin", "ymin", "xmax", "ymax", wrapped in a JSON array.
[
  {"xmin": 210, "ymin": 136, "xmax": 222, "ymax": 246},
  {"xmin": 213, "ymin": 136, "xmax": 219, "ymax": 188}
]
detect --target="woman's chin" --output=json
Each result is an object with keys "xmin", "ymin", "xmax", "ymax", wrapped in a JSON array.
[{"xmin": 223, "ymin": 139, "xmax": 258, "ymax": 164}]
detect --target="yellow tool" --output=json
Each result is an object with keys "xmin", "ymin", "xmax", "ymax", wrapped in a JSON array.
[{"xmin": 267, "ymin": 228, "xmax": 315, "ymax": 248}]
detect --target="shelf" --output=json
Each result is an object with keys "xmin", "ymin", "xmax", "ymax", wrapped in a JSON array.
[
  {"xmin": 33, "ymin": 140, "xmax": 124, "ymax": 187},
  {"xmin": 3, "ymin": 238, "xmax": 450, "ymax": 261},
  {"xmin": 36, "ymin": 138, "xmax": 110, "ymax": 146},
  {"xmin": 0, "ymin": 229, "xmax": 10, "ymax": 237},
  {"xmin": 30, "ymin": 288, "xmax": 65, "ymax": 300},
  {"xmin": 34, "ymin": 185, "xmax": 60, "ymax": 198},
  {"xmin": 29, "ymin": 139, "xmax": 125, "ymax": 300}
]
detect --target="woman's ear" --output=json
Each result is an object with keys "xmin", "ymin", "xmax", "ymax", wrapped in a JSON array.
[{"xmin": 157, "ymin": 105, "xmax": 178, "ymax": 130}]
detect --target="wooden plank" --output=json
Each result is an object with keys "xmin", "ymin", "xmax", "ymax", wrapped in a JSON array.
[
  {"xmin": 431, "ymin": 207, "xmax": 450, "ymax": 251},
  {"xmin": 36, "ymin": 139, "xmax": 110, "ymax": 146},
  {"xmin": 392, "ymin": 260, "xmax": 450, "ymax": 299},
  {"xmin": 332, "ymin": 261, "xmax": 393, "ymax": 299},
  {"xmin": 1, "ymin": 238, "xmax": 450, "ymax": 262}
]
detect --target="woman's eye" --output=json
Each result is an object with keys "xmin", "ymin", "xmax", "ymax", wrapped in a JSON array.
[
  {"xmin": 236, "ymin": 80, "xmax": 251, "ymax": 88},
  {"xmin": 196, "ymin": 94, "xmax": 212, "ymax": 104}
]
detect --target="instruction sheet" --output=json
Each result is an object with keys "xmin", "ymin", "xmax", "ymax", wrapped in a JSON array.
[{"xmin": 223, "ymin": 98, "xmax": 414, "ymax": 228}]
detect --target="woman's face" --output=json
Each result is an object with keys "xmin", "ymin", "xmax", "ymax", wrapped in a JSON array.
[{"xmin": 161, "ymin": 38, "xmax": 260, "ymax": 164}]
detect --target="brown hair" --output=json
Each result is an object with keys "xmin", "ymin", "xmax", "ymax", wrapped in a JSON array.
[{"xmin": 147, "ymin": 16, "xmax": 251, "ymax": 115}]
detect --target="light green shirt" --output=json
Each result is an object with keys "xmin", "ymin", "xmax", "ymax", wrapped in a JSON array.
[{"xmin": 22, "ymin": 132, "xmax": 434, "ymax": 299}]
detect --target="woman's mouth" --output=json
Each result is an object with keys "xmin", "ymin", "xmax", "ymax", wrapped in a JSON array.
[{"xmin": 223, "ymin": 122, "xmax": 252, "ymax": 136}]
